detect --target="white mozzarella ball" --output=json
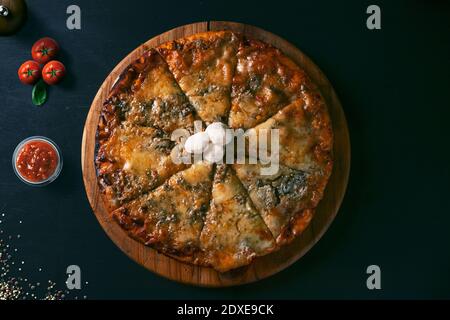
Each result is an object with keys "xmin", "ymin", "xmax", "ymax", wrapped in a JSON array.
[
  {"xmin": 184, "ymin": 132, "xmax": 210, "ymax": 154},
  {"xmin": 203, "ymin": 143, "xmax": 224, "ymax": 163},
  {"xmin": 206, "ymin": 122, "xmax": 232, "ymax": 146}
]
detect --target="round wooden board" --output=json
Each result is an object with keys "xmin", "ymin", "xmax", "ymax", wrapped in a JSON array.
[{"xmin": 81, "ymin": 21, "xmax": 350, "ymax": 287}]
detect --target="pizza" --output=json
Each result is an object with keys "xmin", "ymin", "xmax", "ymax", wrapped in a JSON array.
[{"xmin": 96, "ymin": 31, "xmax": 333, "ymax": 272}]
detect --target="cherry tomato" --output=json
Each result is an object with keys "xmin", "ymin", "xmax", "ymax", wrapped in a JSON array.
[
  {"xmin": 42, "ymin": 60, "xmax": 66, "ymax": 85},
  {"xmin": 18, "ymin": 60, "xmax": 41, "ymax": 85},
  {"xmin": 31, "ymin": 37, "xmax": 59, "ymax": 64}
]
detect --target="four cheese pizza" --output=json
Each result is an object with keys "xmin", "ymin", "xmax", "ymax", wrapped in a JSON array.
[{"xmin": 96, "ymin": 31, "xmax": 333, "ymax": 272}]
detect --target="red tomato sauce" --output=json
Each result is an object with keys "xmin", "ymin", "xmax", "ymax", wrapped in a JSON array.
[{"xmin": 16, "ymin": 140, "xmax": 58, "ymax": 182}]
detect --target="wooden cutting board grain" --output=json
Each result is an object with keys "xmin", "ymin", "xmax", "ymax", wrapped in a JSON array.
[{"xmin": 81, "ymin": 21, "xmax": 350, "ymax": 287}]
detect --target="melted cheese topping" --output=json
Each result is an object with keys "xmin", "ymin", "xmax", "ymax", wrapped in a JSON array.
[
  {"xmin": 200, "ymin": 165, "xmax": 275, "ymax": 272},
  {"xmin": 115, "ymin": 162, "xmax": 213, "ymax": 255},
  {"xmin": 99, "ymin": 32, "xmax": 333, "ymax": 271},
  {"xmin": 125, "ymin": 50, "xmax": 194, "ymax": 134},
  {"xmin": 98, "ymin": 124, "xmax": 187, "ymax": 206},
  {"xmin": 249, "ymin": 99, "xmax": 316, "ymax": 171},
  {"xmin": 233, "ymin": 163, "xmax": 318, "ymax": 242},
  {"xmin": 229, "ymin": 40, "xmax": 309, "ymax": 129},
  {"xmin": 135, "ymin": 63, "xmax": 181, "ymax": 101},
  {"xmin": 104, "ymin": 125, "xmax": 174, "ymax": 175},
  {"xmin": 158, "ymin": 32, "xmax": 239, "ymax": 123}
]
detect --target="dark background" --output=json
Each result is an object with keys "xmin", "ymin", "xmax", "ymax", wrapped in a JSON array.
[{"xmin": 1, "ymin": 0, "xmax": 449, "ymax": 299}]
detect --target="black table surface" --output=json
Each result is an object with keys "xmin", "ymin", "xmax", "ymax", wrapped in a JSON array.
[{"xmin": 1, "ymin": 0, "xmax": 449, "ymax": 299}]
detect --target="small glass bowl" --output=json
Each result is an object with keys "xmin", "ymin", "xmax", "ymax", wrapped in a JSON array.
[{"xmin": 12, "ymin": 136, "xmax": 63, "ymax": 187}]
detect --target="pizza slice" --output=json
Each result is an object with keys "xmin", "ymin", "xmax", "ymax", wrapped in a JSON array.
[
  {"xmin": 98, "ymin": 48, "xmax": 195, "ymax": 140},
  {"xmin": 157, "ymin": 31, "xmax": 240, "ymax": 123},
  {"xmin": 229, "ymin": 39, "xmax": 314, "ymax": 129},
  {"xmin": 123, "ymin": 49, "xmax": 196, "ymax": 134},
  {"xmin": 200, "ymin": 165, "xmax": 276, "ymax": 272},
  {"xmin": 233, "ymin": 162, "xmax": 328, "ymax": 245},
  {"xmin": 245, "ymin": 97, "xmax": 333, "ymax": 172},
  {"xmin": 96, "ymin": 123, "xmax": 187, "ymax": 209},
  {"xmin": 112, "ymin": 161, "xmax": 214, "ymax": 262}
]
